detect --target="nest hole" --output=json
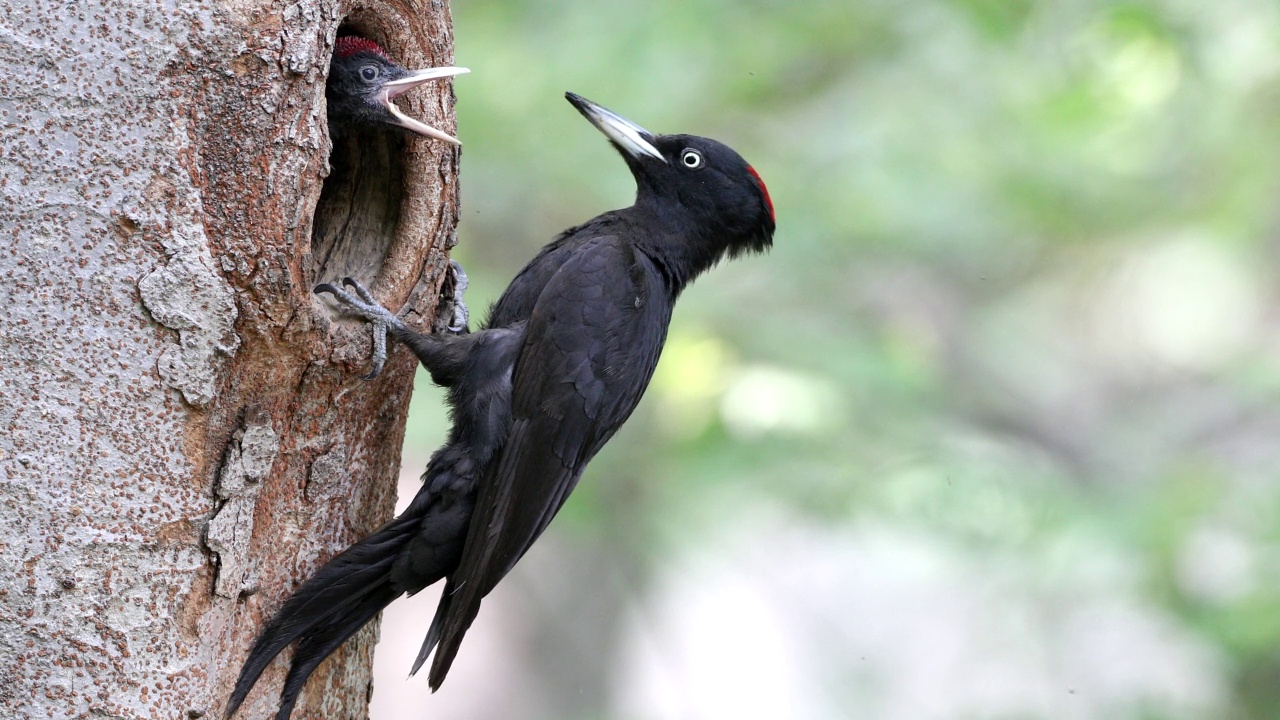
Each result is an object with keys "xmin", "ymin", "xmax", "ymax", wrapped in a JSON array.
[{"xmin": 311, "ymin": 23, "xmax": 406, "ymax": 288}]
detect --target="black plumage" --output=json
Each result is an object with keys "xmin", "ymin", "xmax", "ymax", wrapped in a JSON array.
[{"xmin": 226, "ymin": 92, "xmax": 775, "ymax": 719}]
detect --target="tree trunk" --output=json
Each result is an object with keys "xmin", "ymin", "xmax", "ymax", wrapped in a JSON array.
[{"xmin": 0, "ymin": 1, "xmax": 460, "ymax": 717}]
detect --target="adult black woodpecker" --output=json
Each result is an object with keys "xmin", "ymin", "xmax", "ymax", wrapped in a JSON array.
[
  {"xmin": 226, "ymin": 93, "xmax": 775, "ymax": 720},
  {"xmin": 326, "ymin": 35, "xmax": 468, "ymax": 142}
]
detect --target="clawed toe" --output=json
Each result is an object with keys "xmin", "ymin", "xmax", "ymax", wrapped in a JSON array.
[
  {"xmin": 445, "ymin": 260, "xmax": 470, "ymax": 334},
  {"xmin": 315, "ymin": 281, "xmax": 400, "ymax": 327},
  {"xmin": 360, "ymin": 326, "xmax": 388, "ymax": 381},
  {"xmin": 315, "ymin": 279, "xmax": 402, "ymax": 380}
]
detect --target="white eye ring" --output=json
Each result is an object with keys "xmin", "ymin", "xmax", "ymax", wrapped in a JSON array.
[
  {"xmin": 680, "ymin": 149, "xmax": 703, "ymax": 169},
  {"xmin": 361, "ymin": 65, "xmax": 379, "ymax": 81}
]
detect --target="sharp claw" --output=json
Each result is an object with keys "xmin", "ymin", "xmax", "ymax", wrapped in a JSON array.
[
  {"xmin": 314, "ymin": 283, "xmax": 340, "ymax": 296},
  {"xmin": 448, "ymin": 314, "xmax": 468, "ymax": 333},
  {"xmin": 340, "ymin": 277, "xmax": 379, "ymax": 306}
]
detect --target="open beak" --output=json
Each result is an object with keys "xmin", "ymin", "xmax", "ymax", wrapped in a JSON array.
[
  {"xmin": 380, "ymin": 67, "xmax": 470, "ymax": 145},
  {"xmin": 565, "ymin": 92, "xmax": 665, "ymax": 163}
]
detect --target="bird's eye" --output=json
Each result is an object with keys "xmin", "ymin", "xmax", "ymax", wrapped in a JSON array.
[
  {"xmin": 680, "ymin": 149, "xmax": 703, "ymax": 169},
  {"xmin": 361, "ymin": 65, "xmax": 379, "ymax": 81}
]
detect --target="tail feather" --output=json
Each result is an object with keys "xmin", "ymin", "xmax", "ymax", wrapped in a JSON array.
[
  {"xmin": 225, "ymin": 517, "xmax": 417, "ymax": 719},
  {"xmin": 426, "ymin": 596, "xmax": 481, "ymax": 691},
  {"xmin": 272, "ymin": 584, "xmax": 402, "ymax": 720},
  {"xmin": 408, "ymin": 581, "xmax": 454, "ymax": 677}
]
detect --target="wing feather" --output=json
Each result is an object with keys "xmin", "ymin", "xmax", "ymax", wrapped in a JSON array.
[{"xmin": 424, "ymin": 236, "xmax": 671, "ymax": 688}]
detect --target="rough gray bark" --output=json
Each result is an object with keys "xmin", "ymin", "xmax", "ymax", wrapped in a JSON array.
[{"xmin": 0, "ymin": 1, "xmax": 460, "ymax": 718}]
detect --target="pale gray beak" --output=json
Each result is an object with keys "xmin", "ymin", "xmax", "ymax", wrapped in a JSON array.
[
  {"xmin": 380, "ymin": 67, "xmax": 470, "ymax": 145},
  {"xmin": 565, "ymin": 92, "xmax": 665, "ymax": 162}
]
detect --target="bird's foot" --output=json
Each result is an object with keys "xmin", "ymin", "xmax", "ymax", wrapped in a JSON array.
[
  {"xmin": 315, "ymin": 277, "xmax": 408, "ymax": 380},
  {"xmin": 438, "ymin": 260, "xmax": 470, "ymax": 335}
]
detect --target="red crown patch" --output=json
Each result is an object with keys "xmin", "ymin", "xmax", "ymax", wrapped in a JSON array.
[{"xmin": 335, "ymin": 36, "xmax": 390, "ymax": 61}]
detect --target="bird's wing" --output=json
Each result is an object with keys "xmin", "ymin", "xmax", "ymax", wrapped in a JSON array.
[{"xmin": 426, "ymin": 235, "xmax": 671, "ymax": 687}]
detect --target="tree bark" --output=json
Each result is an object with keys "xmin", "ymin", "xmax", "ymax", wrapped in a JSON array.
[{"xmin": 0, "ymin": 1, "xmax": 459, "ymax": 718}]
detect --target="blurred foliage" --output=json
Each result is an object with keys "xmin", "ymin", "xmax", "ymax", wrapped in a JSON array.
[{"xmin": 396, "ymin": 0, "xmax": 1280, "ymax": 717}]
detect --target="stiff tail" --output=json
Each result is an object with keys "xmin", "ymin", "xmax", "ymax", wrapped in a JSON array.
[
  {"xmin": 425, "ymin": 588, "xmax": 482, "ymax": 691},
  {"xmin": 409, "ymin": 580, "xmax": 454, "ymax": 678},
  {"xmin": 406, "ymin": 577, "xmax": 475, "ymax": 691},
  {"xmin": 225, "ymin": 516, "xmax": 418, "ymax": 719},
  {"xmin": 272, "ymin": 583, "xmax": 402, "ymax": 720}
]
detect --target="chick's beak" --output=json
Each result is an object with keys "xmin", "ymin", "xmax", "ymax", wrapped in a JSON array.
[{"xmin": 380, "ymin": 67, "xmax": 470, "ymax": 145}]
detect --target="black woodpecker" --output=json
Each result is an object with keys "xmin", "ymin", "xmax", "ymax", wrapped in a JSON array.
[{"xmin": 227, "ymin": 92, "xmax": 775, "ymax": 720}]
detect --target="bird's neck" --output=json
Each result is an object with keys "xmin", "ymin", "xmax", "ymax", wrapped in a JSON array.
[{"xmin": 622, "ymin": 203, "xmax": 727, "ymax": 296}]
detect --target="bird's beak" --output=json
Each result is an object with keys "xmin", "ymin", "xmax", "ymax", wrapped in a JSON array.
[
  {"xmin": 380, "ymin": 67, "xmax": 470, "ymax": 145},
  {"xmin": 565, "ymin": 92, "xmax": 665, "ymax": 163}
]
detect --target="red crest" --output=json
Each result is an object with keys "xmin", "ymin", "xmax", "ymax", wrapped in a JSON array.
[
  {"xmin": 747, "ymin": 166, "xmax": 774, "ymax": 223},
  {"xmin": 335, "ymin": 36, "xmax": 390, "ymax": 61}
]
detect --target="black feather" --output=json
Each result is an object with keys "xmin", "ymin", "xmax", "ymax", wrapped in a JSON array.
[
  {"xmin": 224, "ymin": 518, "xmax": 416, "ymax": 718},
  {"xmin": 272, "ymin": 584, "xmax": 401, "ymax": 720}
]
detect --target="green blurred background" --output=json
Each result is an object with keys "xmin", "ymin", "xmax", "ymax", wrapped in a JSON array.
[{"xmin": 372, "ymin": 1, "xmax": 1280, "ymax": 718}]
